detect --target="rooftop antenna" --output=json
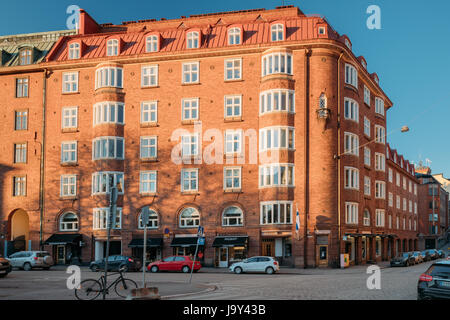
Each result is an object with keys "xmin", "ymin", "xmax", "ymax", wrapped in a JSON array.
[{"xmin": 425, "ymin": 158, "xmax": 432, "ymax": 167}]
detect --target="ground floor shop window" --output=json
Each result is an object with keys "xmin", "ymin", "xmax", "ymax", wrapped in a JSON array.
[
  {"xmin": 173, "ymin": 246, "xmax": 204, "ymax": 260},
  {"xmin": 131, "ymin": 247, "xmax": 161, "ymax": 263},
  {"xmin": 344, "ymin": 237, "xmax": 355, "ymax": 261},
  {"xmin": 376, "ymin": 237, "xmax": 382, "ymax": 256}
]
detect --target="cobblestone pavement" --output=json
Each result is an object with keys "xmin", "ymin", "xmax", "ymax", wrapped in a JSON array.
[{"xmin": 0, "ymin": 259, "xmax": 442, "ymax": 300}]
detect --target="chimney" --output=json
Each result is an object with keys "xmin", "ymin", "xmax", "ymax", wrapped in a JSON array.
[{"xmin": 79, "ymin": 9, "xmax": 101, "ymax": 35}]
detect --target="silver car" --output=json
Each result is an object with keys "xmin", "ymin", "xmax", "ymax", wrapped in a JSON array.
[
  {"xmin": 229, "ymin": 256, "xmax": 280, "ymax": 274},
  {"xmin": 7, "ymin": 251, "xmax": 54, "ymax": 271}
]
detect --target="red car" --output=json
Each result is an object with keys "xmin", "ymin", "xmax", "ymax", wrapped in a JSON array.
[{"xmin": 147, "ymin": 256, "xmax": 201, "ymax": 273}]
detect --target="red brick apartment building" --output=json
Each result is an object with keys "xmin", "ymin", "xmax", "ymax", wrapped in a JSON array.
[{"xmin": 0, "ymin": 5, "xmax": 420, "ymax": 267}]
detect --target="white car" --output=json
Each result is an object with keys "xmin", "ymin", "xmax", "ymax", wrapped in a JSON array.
[
  {"xmin": 7, "ymin": 251, "xmax": 54, "ymax": 271},
  {"xmin": 229, "ymin": 256, "xmax": 280, "ymax": 274}
]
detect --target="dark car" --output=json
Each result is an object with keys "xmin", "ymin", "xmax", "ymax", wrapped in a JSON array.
[
  {"xmin": 391, "ymin": 252, "xmax": 416, "ymax": 267},
  {"xmin": 422, "ymin": 250, "xmax": 434, "ymax": 262},
  {"xmin": 89, "ymin": 255, "xmax": 141, "ymax": 272},
  {"xmin": 418, "ymin": 260, "xmax": 450, "ymax": 300},
  {"xmin": 425, "ymin": 249, "xmax": 440, "ymax": 260},
  {"xmin": 0, "ymin": 256, "xmax": 12, "ymax": 278},
  {"xmin": 411, "ymin": 251, "xmax": 424, "ymax": 264},
  {"xmin": 147, "ymin": 256, "xmax": 201, "ymax": 273},
  {"xmin": 437, "ymin": 250, "xmax": 446, "ymax": 259}
]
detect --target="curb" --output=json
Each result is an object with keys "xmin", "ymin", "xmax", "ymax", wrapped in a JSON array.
[{"xmin": 160, "ymin": 284, "xmax": 218, "ymax": 300}]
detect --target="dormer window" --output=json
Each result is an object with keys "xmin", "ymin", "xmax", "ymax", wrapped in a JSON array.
[
  {"xmin": 186, "ymin": 31, "xmax": 200, "ymax": 49},
  {"xmin": 271, "ymin": 24, "xmax": 284, "ymax": 41},
  {"xmin": 146, "ymin": 35, "xmax": 159, "ymax": 52},
  {"xmin": 107, "ymin": 39, "xmax": 119, "ymax": 56},
  {"xmin": 318, "ymin": 27, "xmax": 326, "ymax": 35},
  {"xmin": 345, "ymin": 39, "xmax": 351, "ymax": 50},
  {"xmin": 19, "ymin": 48, "xmax": 32, "ymax": 65},
  {"xmin": 228, "ymin": 27, "xmax": 241, "ymax": 45},
  {"xmin": 68, "ymin": 42, "xmax": 80, "ymax": 59}
]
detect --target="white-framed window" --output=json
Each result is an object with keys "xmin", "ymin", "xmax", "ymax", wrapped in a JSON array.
[
  {"xmin": 60, "ymin": 175, "xmax": 77, "ymax": 197},
  {"xmin": 388, "ymin": 168, "xmax": 393, "ymax": 183},
  {"xmin": 62, "ymin": 72, "xmax": 78, "ymax": 93},
  {"xmin": 389, "ymin": 192, "xmax": 393, "ymax": 207},
  {"xmin": 91, "ymin": 172, "xmax": 124, "ymax": 195},
  {"xmin": 186, "ymin": 31, "xmax": 200, "ymax": 49},
  {"xmin": 181, "ymin": 134, "xmax": 199, "ymax": 157},
  {"xmin": 364, "ymin": 147, "xmax": 371, "ymax": 167},
  {"xmin": 224, "ymin": 130, "xmax": 242, "ymax": 154},
  {"xmin": 259, "ymin": 126, "xmax": 295, "ymax": 151},
  {"xmin": 16, "ymin": 78, "xmax": 29, "ymax": 98},
  {"xmin": 13, "ymin": 176, "xmax": 26, "ymax": 196},
  {"xmin": 375, "ymin": 153, "xmax": 385, "ymax": 172},
  {"xmin": 182, "ymin": 98, "xmax": 199, "ymax": 120},
  {"xmin": 375, "ymin": 97, "xmax": 385, "ymax": 116},
  {"xmin": 107, "ymin": 39, "xmax": 119, "ymax": 56},
  {"xmin": 396, "ymin": 195, "xmax": 401, "ymax": 209},
  {"xmin": 260, "ymin": 201, "xmax": 292, "ymax": 225},
  {"xmin": 68, "ymin": 43, "xmax": 80, "ymax": 59},
  {"xmin": 15, "ymin": 110, "xmax": 28, "ymax": 130},
  {"xmin": 139, "ymin": 171, "xmax": 157, "ymax": 194},
  {"xmin": 345, "ymin": 202, "xmax": 358, "ymax": 224},
  {"xmin": 19, "ymin": 48, "xmax": 32, "ymax": 65},
  {"xmin": 141, "ymin": 65, "xmax": 158, "ymax": 87},
  {"xmin": 179, "ymin": 207, "xmax": 200, "ymax": 228},
  {"xmin": 259, "ymin": 164, "xmax": 295, "ymax": 188},
  {"xmin": 403, "ymin": 198, "xmax": 407, "ymax": 211},
  {"xmin": 224, "ymin": 95, "xmax": 242, "ymax": 118},
  {"xmin": 414, "ymin": 202, "xmax": 417, "ymax": 214},
  {"xmin": 62, "ymin": 107, "xmax": 78, "ymax": 129},
  {"xmin": 224, "ymin": 58, "xmax": 241, "ymax": 80},
  {"xmin": 260, "ymin": 89, "xmax": 295, "ymax": 114},
  {"xmin": 93, "ymin": 137, "xmax": 124, "ymax": 160},
  {"xmin": 364, "ymin": 85, "xmax": 371, "ymax": 106},
  {"xmin": 93, "ymin": 207, "xmax": 122, "ymax": 230},
  {"xmin": 344, "ymin": 132, "xmax": 359, "ymax": 156},
  {"xmin": 261, "ymin": 52, "xmax": 292, "ymax": 76},
  {"xmin": 146, "ymin": 35, "xmax": 159, "ymax": 52},
  {"xmin": 345, "ymin": 64, "xmax": 358, "ymax": 88},
  {"xmin": 344, "ymin": 98, "xmax": 359, "ymax": 122},
  {"xmin": 228, "ymin": 27, "xmax": 241, "ymax": 45},
  {"xmin": 224, "ymin": 167, "xmax": 241, "ymax": 190},
  {"xmin": 364, "ymin": 176, "xmax": 371, "ymax": 196},
  {"xmin": 375, "ymin": 181, "xmax": 386, "ymax": 199},
  {"xmin": 375, "ymin": 125, "xmax": 385, "ymax": 144},
  {"xmin": 344, "ymin": 167, "xmax": 359, "ymax": 190},
  {"xmin": 364, "ymin": 117, "xmax": 371, "ymax": 137},
  {"xmin": 396, "ymin": 172, "xmax": 400, "ymax": 186},
  {"xmin": 388, "ymin": 215, "xmax": 392, "ymax": 229},
  {"xmin": 414, "ymin": 184, "xmax": 417, "ymax": 195},
  {"xmin": 408, "ymin": 181, "xmax": 412, "ymax": 193},
  {"xmin": 138, "ymin": 209, "xmax": 159, "ymax": 229},
  {"xmin": 181, "ymin": 168, "xmax": 198, "ymax": 192},
  {"xmin": 140, "ymin": 136, "xmax": 157, "ymax": 159},
  {"xmin": 403, "ymin": 217, "xmax": 406, "ymax": 230},
  {"xmin": 95, "ymin": 67, "xmax": 123, "ymax": 89},
  {"xmin": 141, "ymin": 101, "xmax": 157, "ymax": 124},
  {"xmin": 409, "ymin": 200, "xmax": 412, "ymax": 213},
  {"xmin": 396, "ymin": 216, "xmax": 399, "ymax": 229},
  {"xmin": 271, "ymin": 24, "xmax": 284, "ymax": 41},
  {"xmin": 93, "ymin": 102, "xmax": 125, "ymax": 126},
  {"xmin": 375, "ymin": 209, "xmax": 385, "ymax": 227},
  {"xmin": 403, "ymin": 177, "xmax": 407, "ymax": 190},
  {"xmin": 222, "ymin": 206, "xmax": 243, "ymax": 226},
  {"xmin": 182, "ymin": 62, "xmax": 199, "ymax": 84},
  {"xmin": 414, "ymin": 220, "xmax": 417, "ymax": 231},
  {"xmin": 59, "ymin": 212, "xmax": 79, "ymax": 231},
  {"xmin": 61, "ymin": 141, "xmax": 77, "ymax": 163},
  {"xmin": 363, "ymin": 209, "xmax": 370, "ymax": 226},
  {"xmin": 14, "ymin": 143, "xmax": 27, "ymax": 163}
]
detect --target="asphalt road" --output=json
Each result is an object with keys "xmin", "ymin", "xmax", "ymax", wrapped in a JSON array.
[{"xmin": 0, "ymin": 260, "xmax": 441, "ymax": 300}]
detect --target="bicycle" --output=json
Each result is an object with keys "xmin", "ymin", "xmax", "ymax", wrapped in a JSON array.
[{"xmin": 75, "ymin": 267, "xmax": 138, "ymax": 300}]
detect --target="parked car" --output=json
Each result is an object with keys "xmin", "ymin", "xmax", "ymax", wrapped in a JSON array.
[
  {"xmin": 422, "ymin": 250, "xmax": 433, "ymax": 262},
  {"xmin": 147, "ymin": 256, "xmax": 201, "ymax": 273},
  {"xmin": 437, "ymin": 250, "xmax": 446, "ymax": 259},
  {"xmin": 7, "ymin": 251, "xmax": 53, "ymax": 271},
  {"xmin": 418, "ymin": 260, "xmax": 450, "ymax": 300},
  {"xmin": 89, "ymin": 255, "xmax": 141, "ymax": 272},
  {"xmin": 229, "ymin": 256, "xmax": 280, "ymax": 274},
  {"xmin": 412, "ymin": 251, "xmax": 424, "ymax": 264},
  {"xmin": 390, "ymin": 252, "xmax": 416, "ymax": 267},
  {"xmin": 0, "ymin": 256, "xmax": 12, "ymax": 277},
  {"xmin": 425, "ymin": 249, "xmax": 440, "ymax": 260}
]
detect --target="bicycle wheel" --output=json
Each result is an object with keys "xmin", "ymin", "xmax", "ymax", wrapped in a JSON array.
[
  {"xmin": 114, "ymin": 278, "xmax": 138, "ymax": 298},
  {"xmin": 75, "ymin": 279, "xmax": 102, "ymax": 300}
]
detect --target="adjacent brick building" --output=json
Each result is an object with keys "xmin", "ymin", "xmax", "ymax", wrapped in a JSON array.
[{"xmin": 1, "ymin": 5, "xmax": 422, "ymax": 267}]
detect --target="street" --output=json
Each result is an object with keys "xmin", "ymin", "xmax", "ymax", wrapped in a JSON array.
[{"xmin": 0, "ymin": 261, "xmax": 436, "ymax": 300}]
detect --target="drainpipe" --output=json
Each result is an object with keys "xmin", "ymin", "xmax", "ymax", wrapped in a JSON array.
[
  {"xmin": 303, "ymin": 48, "xmax": 311, "ymax": 268},
  {"xmin": 336, "ymin": 52, "xmax": 344, "ymax": 267},
  {"xmin": 39, "ymin": 69, "xmax": 48, "ymax": 250}
]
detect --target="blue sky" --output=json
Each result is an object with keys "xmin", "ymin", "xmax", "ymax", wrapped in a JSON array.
[{"xmin": 1, "ymin": 0, "xmax": 449, "ymax": 176}]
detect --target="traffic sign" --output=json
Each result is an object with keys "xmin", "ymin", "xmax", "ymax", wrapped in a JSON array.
[
  {"xmin": 141, "ymin": 206, "xmax": 150, "ymax": 226},
  {"xmin": 197, "ymin": 226, "xmax": 204, "ymax": 237},
  {"xmin": 197, "ymin": 237, "xmax": 205, "ymax": 245}
]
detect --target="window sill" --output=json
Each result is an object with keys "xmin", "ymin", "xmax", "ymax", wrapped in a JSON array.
[
  {"xmin": 223, "ymin": 154, "xmax": 245, "ymax": 159},
  {"xmin": 61, "ymin": 128, "xmax": 78, "ymax": 133},
  {"xmin": 181, "ymin": 82, "xmax": 201, "ymax": 86},
  {"xmin": 141, "ymin": 158, "xmax": 159, "ymax": 163},
  {"xmin": 61, "ymin": 162, "xmax": 78, "ymax": 167},
  {"xmin": 60, "ymin": 196, "xmax": 77, "ymax": 200},
  {"xmin": 374, "ymin": 113, "xmax": 385, "ymax": 120},
  {"xmin": 140, "ymin": 193, "xmax": 158, "ymax": 197},
  {"xmin": 224, "ymin": 79, "xmax": 243, "ymax": 83},
  {"xmin": 364, "ymin": 195, "xmax": 371, "ymax": 200},
  {"xmin": 224, "ymin": 117, "xmax": 243, "ymax": 122},
  {"xmin": 62, "ymin": 91, "xmax": 80, "ymax": 95},
  {"xmin": 344, "ymin": 84, "xmax": 359, "ymax": 94},
  {"xmin": 15, "ymin": 96, "xmax": 29, "ymax": 99},
  {"xmin": 364, "ymin": 165, "xmax": 371, "ymax": 170},
  {"xmin": 181, "ymin": 191, "xmax": 200, "ymax": 195},
  {"xmin": 260, "ymin": 74, "xmax": 293, "ymax": 83},
  {"xmin": 140, "ymin": 123, "xmax": 159, "ymax": 128},
  {"xmin": 141, "ymin": 85, "xmax": 159, "ymax": 89},
  {"xmin": 224, "ymin": 189, "xmax": 242, "ymax": 194},
  {"xmin": 181, "ymin": 119, "xmax": 200, "ymax": 125}
]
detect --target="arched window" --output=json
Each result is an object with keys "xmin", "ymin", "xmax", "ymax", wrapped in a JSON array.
[
  {"xmin": 68, "ymin": 43, "xmax": 80, "ymax": 59},
  {"xmin": 271, "ymin": 24, "xmax": 284, "ymax": 42},
  {"xmin": 228, "ymin": 27, "xmax": 241, "ymax": 45},
  {"xmin": 19, "ymin": 48, "xmax": 32, "ymax": 65},
  {"xmin": 138, "ymin": 209, "xmax": 159, "ymax": 229},
  {"xmin": 186, "ymin": 31, "xmax": 199, "ymax": 49},
  {"xmin": 146, "ymin": 35, "xmax": 159, "ymax": 52},
  {"xmin": 363, "ymin": 209, "xmax": 370, "ymax": 226},
  {"xmin": 222, "ymin": 206, "xmax": 243, "ymax": 226},
  {"xmin": 60, "ymin": 212, "xmax": 79, "ymax": 231},
  {"xmin": 107, "ymin": 39, "xmax": 119, "ymax": 56},
  {"xmin": 179, "ymin": 207, "xmax": 200, "ymax": 228}
]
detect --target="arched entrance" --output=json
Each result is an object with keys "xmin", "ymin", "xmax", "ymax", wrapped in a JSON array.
[{"xmin": 9, "ymin": 209, "xmax": 30, "ymax": 253}]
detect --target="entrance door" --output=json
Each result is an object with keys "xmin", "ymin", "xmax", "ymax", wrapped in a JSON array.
[
  {"xmin": 219, "ymin": 247, "xmax": 228, "ymax": 268},
  {"xmin": 262, "ymin": 239, "xmax": 275, "ymax": 256},
  {"xmin": 57, "ymin": 245, "xmax": 66, "ymax": 264},
  {"xmin": 316, "ymin": 245, "xmax": 328, "ymax": 266}
]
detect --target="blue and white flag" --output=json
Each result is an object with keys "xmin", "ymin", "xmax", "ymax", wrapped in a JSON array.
[{"xmin": 295, "ymin": 206, "xmax": 300, "ymax": 239}]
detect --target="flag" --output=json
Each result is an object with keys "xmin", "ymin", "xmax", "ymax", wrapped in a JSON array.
[{"xmin": 295, "ymin": 205, "xmax": 300, "ymax": 239}]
